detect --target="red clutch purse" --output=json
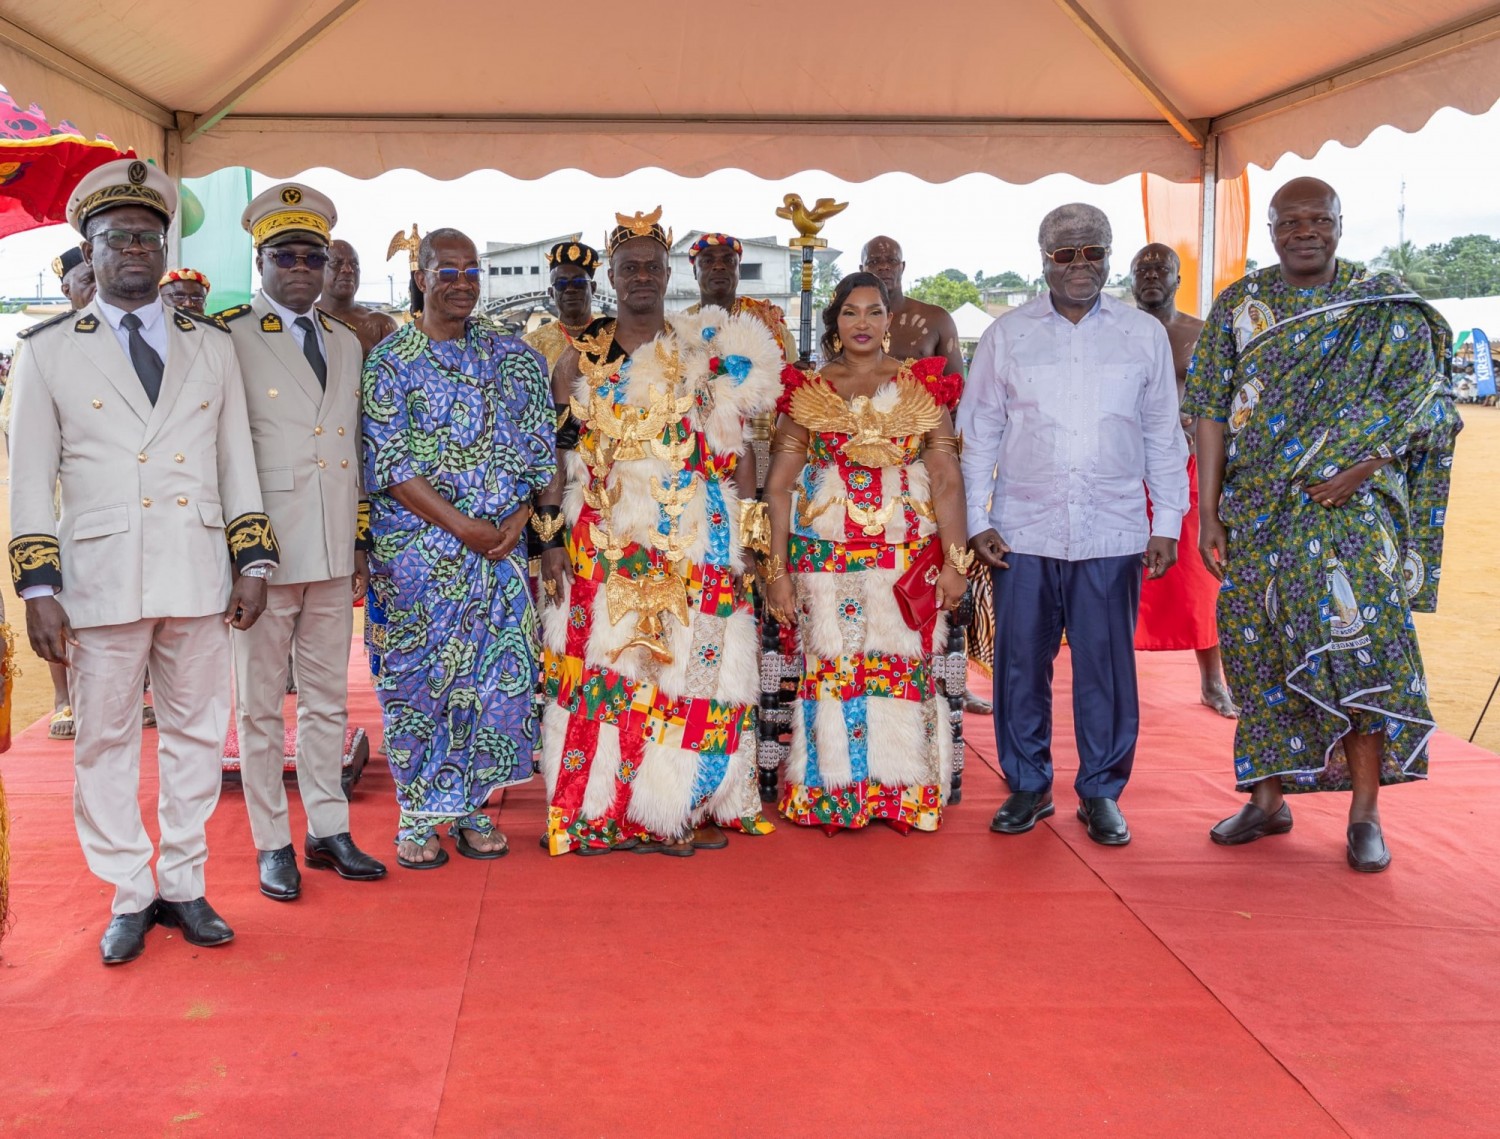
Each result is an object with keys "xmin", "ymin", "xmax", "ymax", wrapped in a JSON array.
[{"xmin": 894, "ymin": 539, "xmax": 944, "ymax": 632}]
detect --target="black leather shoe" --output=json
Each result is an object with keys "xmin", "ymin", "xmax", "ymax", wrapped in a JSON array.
[
  {"xmin": 990, "ymin": 791, "xmax": 1055, "ymax": 834},
  {"xmin": 1347, "ymin": 821, "xmax": 1391, "ymax": 873},
  {"xmin": 156, "ymin": 897, "xmax": 235, "ymax": 947},
  {"xmin": 1210, "ymin": 801, "xmax": 1293, "ymax": 846},
  {"xmin": 100, "ymin": 904, "xmax": 157, "ymax": 966},
  {"xmin": 1077, "ymin": 797, "xmax": 1131, "ymax": 846},
  {"xmin": 305, "ymin": 832, "xmax": 388, "ymax": 880},
  {"xmin": 258, "ymin": 844, "xmax": 301, "ymax": 901}
]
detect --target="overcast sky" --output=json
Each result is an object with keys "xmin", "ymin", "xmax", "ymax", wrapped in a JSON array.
[{"xmin": 3, "ymin": 101, "xmax": 1497, "ymax": 304}]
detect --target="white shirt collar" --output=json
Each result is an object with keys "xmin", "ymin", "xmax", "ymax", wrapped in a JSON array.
[
  {"xmin": 1034, "ymin": 290, "xmax": 1108, "ymax": 324},
  {"xmin": 95, "ymin": 295, "xmax": 165, "ymax": 332}
]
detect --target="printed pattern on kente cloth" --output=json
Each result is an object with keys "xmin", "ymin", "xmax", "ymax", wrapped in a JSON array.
[
  {"xmin": 362, "ymin": 318, "xmax": 556, "ymax": 841},
  {"xmin": 1183, "ymin": 261, "xmax": 1460, "ymax": 794},
  {"xmin": 777, "ymin": 356, "xmax": 959, "ymax": 831}
]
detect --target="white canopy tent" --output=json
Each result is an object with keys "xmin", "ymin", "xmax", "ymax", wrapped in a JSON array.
[
  {"xmin": 950, "ymin": 302, "xmax": 996, "ymax": 341},
  {"xmin": 5, "ymin": 0, "xmax": 1500, "ymax": 310}
]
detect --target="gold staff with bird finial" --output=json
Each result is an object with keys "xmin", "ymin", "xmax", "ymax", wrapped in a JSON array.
[{"xmin": 775, "ymin": 193, "xmax": 847, "ymax": 363}]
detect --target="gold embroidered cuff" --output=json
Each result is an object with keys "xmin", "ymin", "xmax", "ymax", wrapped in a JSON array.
[
  {"xmin": 946, "ymin": 543, "xmax": 977, "ymax": 574},
  {"xmin": 9, "ymin": 534, "xmax": 62, "ymax": 592},
  {"xmin": 356, "ymin": 500, "xmax": 373, "ymax": 552},
  {"xmin": 530, "ymin": 505, "xmax": 566, "ymax": 550},
  {"xmin": 227, "ymin": 512, "xmax": 281, "ymax": 573},
  {"xmin": 738, "ymin": 499, "xmax": 771, "ymax": 557}
]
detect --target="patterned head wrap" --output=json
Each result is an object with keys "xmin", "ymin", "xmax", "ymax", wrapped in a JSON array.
[
  {"xmin": 605, "ymin": 206, "xmax": 673, "ymax": 257},
  {"xmin": 546, "ymin": 240, "xmax": 601, "ymax": 277},
  {"xmin": 159, "ymin": 267, "xmax": 211, "ymax": 292},
  {"xmin": 689, "ymin": 233, "xmax": 742, "ymax": 264}
]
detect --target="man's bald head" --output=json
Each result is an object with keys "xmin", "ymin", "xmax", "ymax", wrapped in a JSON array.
[
  {"xmin": 1268, "ymin": 177, "xmax": 1342, "ymax": 286},
  {"xmin": 860, "ymin": 235, "xmax": 905, "ymax": 296},
  {"xmin": 1130, "ymin": 243, "xmax": 1181, "ymax": 312},
  {"xmin": 1269, "ymin": 177, "xmax": 1341, "ymax": 219}
]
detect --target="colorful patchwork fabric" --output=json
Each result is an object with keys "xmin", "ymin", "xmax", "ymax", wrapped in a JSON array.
[{"xmin": 1183, "ymin": 261, "xmax": 1460, "ymax": 793}]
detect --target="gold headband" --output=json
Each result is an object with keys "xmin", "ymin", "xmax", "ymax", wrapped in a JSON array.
[
  {"xmin": 77, "ymin": 184, "xmax": 170, "ymax": 227},
  {"xmin": 252, "ymin": 209, "xmax": 331, "ymax": 246}
]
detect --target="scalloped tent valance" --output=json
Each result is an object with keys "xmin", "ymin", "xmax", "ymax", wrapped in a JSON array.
[{"xmin": 2, "ymin": 0, "xmax": 1499, "ymax": 185}]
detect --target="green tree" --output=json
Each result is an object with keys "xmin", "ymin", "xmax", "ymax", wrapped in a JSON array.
[
  {"xmin": 811, "ymin": 258, "xmax": 841, "ymax": 308},
  {"xmin": 907, "ymin": 273, "xmax": 981, "ymax": 311},
  {"xmin": 1424, "ymin": 234, "xmax": 1500, "ymax": 298},
  {"xmin": 973, "ymin": 269, "xmax": 1027, "ymax": 289},
  {"xmin": 1372, "ymin": 241, "xmax": 1439, "ymax": 295}
]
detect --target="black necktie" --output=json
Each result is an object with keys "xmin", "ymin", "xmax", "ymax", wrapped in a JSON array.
[
  {"xmin": 119, "ymin": 312, "xmax": 163, "ymax": 405},
  {"xmin": 295, "ymin": 316, "xmax": 327, "ymax": 389}
]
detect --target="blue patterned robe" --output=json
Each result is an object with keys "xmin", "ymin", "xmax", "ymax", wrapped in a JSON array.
[{"xmin": 362, "ymin": 319, "xmax": 555, "ymax": 841}]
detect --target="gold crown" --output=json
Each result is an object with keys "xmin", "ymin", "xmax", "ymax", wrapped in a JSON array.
[{"xmin": 606, "ymin": 206, "xmax": 672, "ymax": 256}]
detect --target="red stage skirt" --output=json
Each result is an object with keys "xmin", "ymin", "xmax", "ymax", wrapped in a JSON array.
[{"xmin": 1136, "ymin": 455, "xmax": 1220, "ymax": 652}]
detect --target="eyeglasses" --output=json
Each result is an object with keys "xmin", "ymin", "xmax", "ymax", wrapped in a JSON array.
[
  {"xmin": 1046, "ymin": 245, "xmax": 1110, "ymax": 265},
  {"xmin": 552, "ymin": 276, "xmax": 591, "ymax": 291},
  {"xmin": 88, "ymin": 229, "xmax": 166, "ymax": 252},
  {"xmin": 267, "ymin": 250, "xmax": 330, "ymax": 270},
  {"xmin": 423, "ymin": 267, "xmax": 482, "ymax": 283}
]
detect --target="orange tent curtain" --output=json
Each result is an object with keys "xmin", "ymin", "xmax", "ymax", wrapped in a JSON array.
[{"xmin": 1140, "ymin": 171, "xmax": 1251, "ymax": 317}]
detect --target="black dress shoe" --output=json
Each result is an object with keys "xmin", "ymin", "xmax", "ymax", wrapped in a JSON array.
[
  {"xmin": 1347, "ymin": 821, "xmax": 1392, "ymax": 873},
  {"xmin": 258, "ymin": 844, "xmax": 301, "ymax": 901},
  {"xmin": 1077, "ymin": 797, "xmax": 1131, "ymax": 846},
  {"xmin": 100, "ymin": 904, "xmax": 157, "ymax": 966},
  {"xmin": 305, "ymin": 832, "xmax": 388, "ymax": 880},
  {"xmin": 1210, "ymin": 801, "xmax": 1293, "ymax": 846},
  {"xmin": 990, "ymin": 791, "xmax": 1055, "ymax": 834},
  {"xmin": 156, "ymin": 898, "xmax": 235, "ymax": 947}
]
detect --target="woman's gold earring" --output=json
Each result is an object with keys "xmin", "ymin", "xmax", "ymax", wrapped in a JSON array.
[
  {"xmin": 882, "ymin": 332, "xmax": 892, "ymax": 352},
  {"xmin": 832, "ymin": 334, "xmax": 842, "ymax": 354}
]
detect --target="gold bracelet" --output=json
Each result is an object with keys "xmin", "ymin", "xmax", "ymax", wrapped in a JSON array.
[
  {"xmin": 924, "ymin": 434, "xmax": 962, "ymax": 455},
  {"xmin": 530, "ymin": 511, "xmax": 565, "ymax": 542},
  {"xmin": 771, "ymin": 433, "xmax": 806, "ymax": 454},
  {"xmin": 761, "ymin": 554, "xmax": 788, "ymax": 584},
  {"xmin": 946, "ymin": 543, "xmax": 976, "ymax": 574}
]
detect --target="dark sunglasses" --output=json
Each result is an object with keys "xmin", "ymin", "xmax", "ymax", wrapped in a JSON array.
[
  {"xmin": 1046, "ymin": 245, "xmax": 1110, "ymax": 265},
  {"xmin": 552, "ymin": 275, "xmax": 591, "ymax": 291},
  {"xmin": 88, "ymin": 229, "xmax": 166, "ymax": 252},
  {"xmin": 267, "ymin": 249, "xmax": 330, "ymax": 270},
  {"xmin": 424, "ymin": 267, "xmax": 482, "ymax": 283}
]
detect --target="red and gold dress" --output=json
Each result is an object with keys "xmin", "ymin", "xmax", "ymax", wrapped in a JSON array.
[
  {"xmin": 539, "ymin": 307, "xmax": 784, "ymax": 853},
  {"xmin": 778, "ymin": 357, "xmax": 960, "ymax": 832}
]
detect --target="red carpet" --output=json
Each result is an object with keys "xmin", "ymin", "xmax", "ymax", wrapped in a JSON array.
[{"xmin": 1, "ymin": 644, "xmax": 1496, "ymax": 1137}]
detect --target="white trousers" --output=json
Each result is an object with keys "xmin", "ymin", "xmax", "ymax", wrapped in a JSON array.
[
  {"xmin": 232, "ymin": 578, "xmax": 353, "ymax": 850},
  {"xmin": 71, "ymin": 614, "xmax": 230, "ymax": 914}
]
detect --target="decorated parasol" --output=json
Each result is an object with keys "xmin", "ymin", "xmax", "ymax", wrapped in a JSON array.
[{"xmin": 0, "ymin": 90, "xmax": 138, "ymax": 239}]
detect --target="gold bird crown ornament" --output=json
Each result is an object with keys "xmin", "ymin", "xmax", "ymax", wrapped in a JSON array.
[{"xmin": 776, "ymin": 193, "xmax": 848, "ymax": 248}]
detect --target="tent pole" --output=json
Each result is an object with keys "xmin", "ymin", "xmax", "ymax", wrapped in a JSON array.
[{"xmin": 1197, "ymin": 133, "xmax": 1219, "ymax": 318}]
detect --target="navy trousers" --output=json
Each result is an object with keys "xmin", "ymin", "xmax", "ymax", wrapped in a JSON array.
[{"xmin": 990, "ymin": 552, "xmax": 1142, "ymax": 800}]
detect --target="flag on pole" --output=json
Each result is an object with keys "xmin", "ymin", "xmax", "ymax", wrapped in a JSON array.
[{"xmin": 180, "ymin": 168, "xmax": 254, "ymax": 313}]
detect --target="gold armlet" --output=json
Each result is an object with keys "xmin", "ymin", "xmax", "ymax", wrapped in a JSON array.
[
  {"xmin": 530, "ymin": 511, "xmax": 566, "ymax": 542},
  {"xmin": 761, "ymin": 555, "xmax": 788, "ymax": 584},
  {"xmin": 737, "ymin": 499, "xmax": 771, "ymax": 556},
  {"xmin": 924, "ymin": 434, "xmax": 962, "ymax": 456},
  {"xmin": 946, "ymin": 543, "xmax": 977, "ymax": 574},
  {"xmin": 771, "ymin": 433, "xmax": 806, "ymax": 454}
]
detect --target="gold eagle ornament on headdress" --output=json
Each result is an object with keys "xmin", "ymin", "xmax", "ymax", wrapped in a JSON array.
[
  {"xmin": 606, "ymin": 206, "xmax": 673, "ymax": 255},
  {"xmin": 789, "ymin": 376, "xmax": 943, "ymax": 468}
]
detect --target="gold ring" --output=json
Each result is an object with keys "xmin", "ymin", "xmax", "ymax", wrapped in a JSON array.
[
  {"xmin": 1322, "ymin": 498, "xmax": 1334, "ymax": 507},
  {"xmin": 542, "ymin": 579, "xmax": 559, "ymax": 599}
]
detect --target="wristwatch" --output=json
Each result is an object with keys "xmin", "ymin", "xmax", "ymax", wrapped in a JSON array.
[{"xmin": 240, "ymin": 565, "xmax": 273, "ymax": 580}]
